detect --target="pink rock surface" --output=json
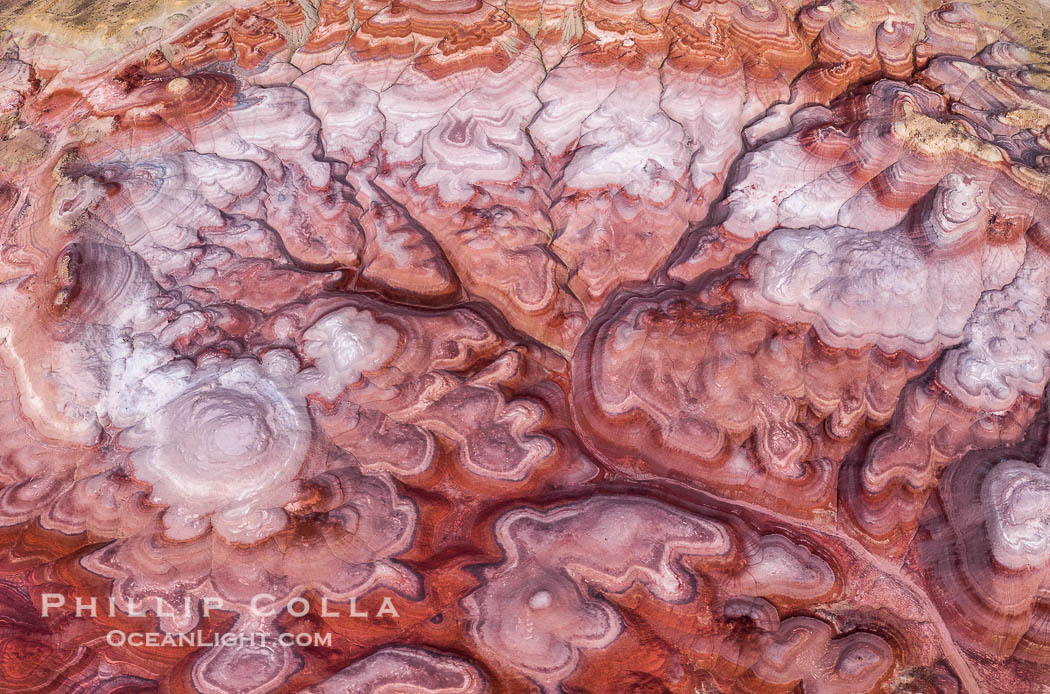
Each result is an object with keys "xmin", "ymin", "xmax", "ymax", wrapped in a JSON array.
[{"xmin": 0, "ymin": 0, "xmax": 1049, "ymax": 691}]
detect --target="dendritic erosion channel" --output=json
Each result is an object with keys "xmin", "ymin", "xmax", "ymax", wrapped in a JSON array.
[{"xmin": 1, "ymin": 0, "xmax": 1050, "ymax": 692}]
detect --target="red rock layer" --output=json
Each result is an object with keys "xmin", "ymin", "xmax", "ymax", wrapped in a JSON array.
[{"xmin": 0, "ymin": 0, "xmax": 1049, "ymax": 692}]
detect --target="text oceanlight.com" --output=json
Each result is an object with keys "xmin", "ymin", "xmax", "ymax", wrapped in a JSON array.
[
  {"xmin": 106, "ymin": 630, "xmax": 333, "ymax": 648},
  {"xmin": 40, "ymin": 594, "xmax": 400, "ymax": 650}
]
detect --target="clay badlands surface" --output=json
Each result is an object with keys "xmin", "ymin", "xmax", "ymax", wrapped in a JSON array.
[{"xmin": 3, "ymin": 0, "xmax": 1050, "ymax": 691}]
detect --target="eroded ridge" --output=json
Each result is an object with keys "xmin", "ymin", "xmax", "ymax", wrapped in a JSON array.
[{"xmin": 1, "ymin": 0, "xmax": 1049, "ymax": 691}]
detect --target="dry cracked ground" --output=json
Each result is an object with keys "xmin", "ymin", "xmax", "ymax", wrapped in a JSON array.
[{"xmin": 1, "ymin": 0, "xmax": 1050, "ymax": 692}]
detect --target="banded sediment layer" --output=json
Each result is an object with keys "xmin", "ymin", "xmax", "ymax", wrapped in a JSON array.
[{"xmin": 1, "ymin": 0, "xmax": 1050, "ymax": 691}]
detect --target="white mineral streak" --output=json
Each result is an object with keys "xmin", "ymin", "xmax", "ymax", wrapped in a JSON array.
[
  {"xmin": 298, "ymin": 307, "xmax": 399, "ymax": 400},
  {"xmin": 730, "ymin": 534, "xmax": 836, "ymax": 600},
  {"xmin": 120, "ymin": 356, "xmax": 310, "ymax": 543},
  {"xmin": 530, "ymin": 60, "xmax": 619, "ymax": 162},
  {"xmin": 194, "ymin": 85, "xmax": 331, "ymax": 187},
  {"xmin": 294, "ymin": 65, "xmax": 385, "ymax": 163},
  {"xmin": 661, "ymin": 65, "xmax": 746, "ymax": 193},
  {"xmin": 559, "ymin": 78, "xmax": 689, "ymax": 202},
  {"xmin": 300, "ymin": 647, "xmax": 486, "ymax": 694},
  {"xmin": 378, "ymin": 68, "xmax": 464, "ymax": 165},
  {"xmin": 0, "ymin": 243, "xmax": 164, "ymax": 444},
  {"xmin": 984, "ymin": 460, "xmax": 1050, "ymax": 571},
  {"xmin": 939, "ymin": 246, "xmax": 1050, "ymax": 410},
  {"xmin": 96, "ymin": 151, "xmax": 263, "ymax": 260},
  {"xmin": 732, "ymin": 225, "xmax": 994, "ymax": 358},
  {"xmin": 193, "ymin": 617, "xmax": 301, "ymax": 694},
  {"xmin": 721, "ymin": 133, "xmax": 840, "ymax": 240},
  {"xmin": 416, "ymin": 57, "xmax": 543, "ymax": 202}
]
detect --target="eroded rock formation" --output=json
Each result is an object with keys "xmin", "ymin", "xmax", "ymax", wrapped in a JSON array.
[{"xmin": 1, "ymin": 0, "xmax": 1050, "ymax": 691}]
